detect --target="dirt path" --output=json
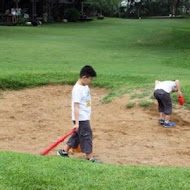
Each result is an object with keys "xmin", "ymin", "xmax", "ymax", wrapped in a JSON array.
[{"xmin": 0, "ymin": 85, "xmax": 189, "ymax": 166}]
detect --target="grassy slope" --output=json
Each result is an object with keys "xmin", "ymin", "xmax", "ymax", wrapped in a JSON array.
[
  {"xmin": 0, "ymin": 18, "xmax": 190, "ymax": 104},
  {"xmin": 0, "ymin": 152, "xmax": 190, "ymax": 190},
  {"xmin": 0, "ymin": 18, "xmax": 190, "ymax": 189}
]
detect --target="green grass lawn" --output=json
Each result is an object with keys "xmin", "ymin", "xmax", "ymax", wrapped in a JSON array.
[
  {"xmin": 0, "ymin": 18, "xmax": 190, "ymax": 105},
  {"xmin": 0, "ymin": 152, "xmax": 190, "ymax": 190},
  {"xmin": 0, "ymin": 18, "xmax": 190, "ymax": 189}
]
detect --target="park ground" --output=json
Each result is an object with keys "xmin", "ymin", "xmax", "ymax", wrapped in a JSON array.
[
  {"xmin": 1, "ymin": 17, "xmax": 190, "ymax": 190},
  {"xmin": 0, "ymin": 85, "xmax": 189, "ymax": 167}
]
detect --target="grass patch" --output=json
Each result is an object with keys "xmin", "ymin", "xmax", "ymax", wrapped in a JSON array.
[
  {"xmin": 131, "ymin": 93, "xmax": 148, "ymax": 99},
  {"xmin": 126, "ymin": 102, "xmax": 136, "ymax": 109},
  {"xmin": 186, "ymin": 104, "xmax": 190, "ymax": 110},
  {"xmin": 139, "ymin": 100, "xmax": 153, "ymax": 107},
  {"xmin": 130, "ymin": 89, "xmax": 151, "ymax": 100},
  {"xmin": 102, "ymin": 91, "xmax": 117, "ymax": 104},
  {"xmin": 0, "ymin": 152, "xmax": 190, "ymax": 190}
]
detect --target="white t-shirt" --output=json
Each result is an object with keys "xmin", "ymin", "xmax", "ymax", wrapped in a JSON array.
[
  {"xmin": 71, "ymin": 83, "xmax": 91, "ymax": 121},
  {"xmin": 154, "ymin": 81, "xmax": 176, "ymax": 93}
]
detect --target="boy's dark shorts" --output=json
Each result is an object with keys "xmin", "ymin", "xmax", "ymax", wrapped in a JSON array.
[
  {"xmin": 67, "ymin": 120, "xmax": 92, "ymax": 153},
  {"xmin": 154, "ymin": 89, "xmax": 172, "ymax": 115}
]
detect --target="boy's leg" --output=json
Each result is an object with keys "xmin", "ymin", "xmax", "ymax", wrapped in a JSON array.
[
  {"xmin": 159, "ymin": 112, "xmax": 165, "ymax": 119},
  {"xmin": 63, "ymin": 144, "xmax": 71, "ymax": 152},
  {"xmin": 86, "ymin": 153, "xmax": 93, "ymax": 160},
  {"xmin": 57, "ymin": 144, "xmax": 71, "ymax": 157},
  {"xmin": 78, "ymin": 121, "xmax": 93, "ymax": 158},
  {"xmin": 154, "ymin": 90, "xmax": 165, "ymax": 123},
  {"xmin": 57, "ymin": 132, "xmax": 79, "ymax": 157},
  {"xmin": 78, "ymin": 121, "xmax": 100, "ymax": 162},
  {"xmin": 161, "ymin": 93, "xmax": 176, "ymax": 127},
  {"xmin": 158, "ymin": 112, "xmax": 165, "ymax": 124},
  {"xmin": 66, "ymin": 132, "xmax": 80, "ymax": 149},
  {"xmin": 165, "ymin": 114, "xmax": 171, "ymax": 122},
  {"xmin": 162, "ymin": 93, "xmax": 172, "ymax": 122},
  {"xmin": 86, "ymin": 153, "xmax": 101, "ymax": 163}
]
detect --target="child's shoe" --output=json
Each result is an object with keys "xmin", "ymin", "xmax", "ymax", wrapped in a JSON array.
[
  {"xmin": 88, "ymin": 158, "xmax": 102, "ymax": 163},
  {"xmin": 158, "ymin": 119, "xmax": 165, "ymax": 124},
  {"xmin": 57, "ymin": 149, "xmax": 69, "ymax": 157},
  {"xmin": 163, "ymin": 121, "xmax": 176, "ymax": 128}
]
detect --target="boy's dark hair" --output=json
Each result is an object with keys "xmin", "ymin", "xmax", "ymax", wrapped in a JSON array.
[{"xmin": 80, "ymin": 65, "xmax": 97, "ymax": 78}]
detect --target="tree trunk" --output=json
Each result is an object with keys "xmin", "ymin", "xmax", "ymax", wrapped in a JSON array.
[
  {"xmin": 32, "ymin": 0, "xmax": 37, "ymax": 18},
  {"xmin": 1, "ymin": 0, "xmax": 5, "ymax": 13},
  {"xmin": 171, "ymin": 0, "xmax": 179, "ymax": 16}
]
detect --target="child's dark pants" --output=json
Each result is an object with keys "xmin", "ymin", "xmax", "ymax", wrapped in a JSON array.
[
  {"xmin": 67, "ymin": 120, "xmax": 92, "ymax": 153},
  {"xmin": 154, "ymin": 89, "xmax": 172, "ymax": 115}
]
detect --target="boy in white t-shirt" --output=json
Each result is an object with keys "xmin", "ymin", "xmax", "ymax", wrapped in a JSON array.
[
  {"xmin": 57, "ymin": 65, "xmax": 99, "ymax": 162},
  {"xmin": 154, "ymin": 80, "xmax": 182, "ymax": 127}
]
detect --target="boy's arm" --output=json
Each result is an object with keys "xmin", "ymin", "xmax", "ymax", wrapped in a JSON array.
[
  {"xmin": 155, "ymin": 80, "xmax": 160, "ymax": 86},
  {"xmin": 73, "ymin": 102, "xmax": 80, "ymax": 130},
  {"xmin": 174, "ymin": 80, "xmax": 182, "ymax": 96}
]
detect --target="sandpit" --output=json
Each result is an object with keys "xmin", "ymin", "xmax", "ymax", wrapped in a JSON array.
[{"xmin": 0, "ymin": 85, "xmax": 189, "ymax": 166}]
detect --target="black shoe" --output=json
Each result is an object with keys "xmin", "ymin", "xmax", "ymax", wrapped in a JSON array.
[{"xmin": 57, "ymin": 149, "xmax": 69, "ymax": 157}]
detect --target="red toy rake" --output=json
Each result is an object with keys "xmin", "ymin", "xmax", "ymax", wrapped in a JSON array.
[{"xmin": 41, "ymin": 128, "xmax": 76, "ymax": 156}]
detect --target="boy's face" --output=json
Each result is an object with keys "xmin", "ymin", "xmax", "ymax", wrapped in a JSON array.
[{"xmin": 81, "ymin": 76, "xmax": 94, "ymax": 85}]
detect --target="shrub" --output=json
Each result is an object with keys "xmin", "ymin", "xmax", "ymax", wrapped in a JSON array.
[
  {"xmin": 17, "ymin": 16, "xmax": 29, "ymax": 25},
  {"xmin": 65, "ymin": 8, "xmax": 80, "ymax": 22}
]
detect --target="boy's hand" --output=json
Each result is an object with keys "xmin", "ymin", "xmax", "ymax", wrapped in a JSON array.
[
  {"xmin": 73, "ymin": 123, "xmax": 79, "ymax": 131},
  {"xmin": 178, "ymin": 91, "xmax": 182, "ymax": 96}
]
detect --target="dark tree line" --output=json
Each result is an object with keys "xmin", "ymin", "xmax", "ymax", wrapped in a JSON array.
[
  {"xmin": 1, "ymin": 0, "xmax": 190, "ymax": 21},
  {"xmin": 84, "ymin": 0, "xmax": 190, "ymax": 17}
]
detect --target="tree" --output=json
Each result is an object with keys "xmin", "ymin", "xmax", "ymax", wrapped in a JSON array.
[
  {"xmin": 42, "ymin": 0, "xmax": 59, "ymax": 21},
  {"xmin": 13, "ymin": 0, "xmax": 21, "ymax": 9},
  {"xmin": 120, "ymin": 0, "xmax": 142, "ymax": 18},
  {"xmin": 1, "ymin": 0, "xmax": 5, "ymax": 13},
  {"xmin": 134, "ymin": 0, "xmax": 142, "ymax": 18},
  {"xmin": 183, "ymin": 0, "xmax": 190, "ymax": 14},
  {"xmin": 84, "ymin": 0, "xmax": 122, "ymax": 16},
  {"xmin": 169, "ymin": 0, "xmax": 180, "ymax": 16}
]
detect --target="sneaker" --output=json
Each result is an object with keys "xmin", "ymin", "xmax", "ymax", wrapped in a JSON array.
[
  {"xmin": 88, "ymin": 158, "xmax": 102, "ymax": 163},
  {"xmin": 57, "ymin": 149, "xmax": 69, "ymax": 157},
  {"xmin": 163, "ymin": 121, "xmax": 176, "ymax": 128},
  {"xmin": 158, "ymin": 119, "xmax": 165, "ymax": 124}
]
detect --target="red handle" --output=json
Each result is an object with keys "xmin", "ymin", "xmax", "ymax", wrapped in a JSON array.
[{"xmin": 41, "ymin": 128, "xmax": 76, "ymax": 156}]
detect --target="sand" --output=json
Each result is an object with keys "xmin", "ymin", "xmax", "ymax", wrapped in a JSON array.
[{"xmin": 0, "ymin": 85, "xmax": 189, "ymax": 166}]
